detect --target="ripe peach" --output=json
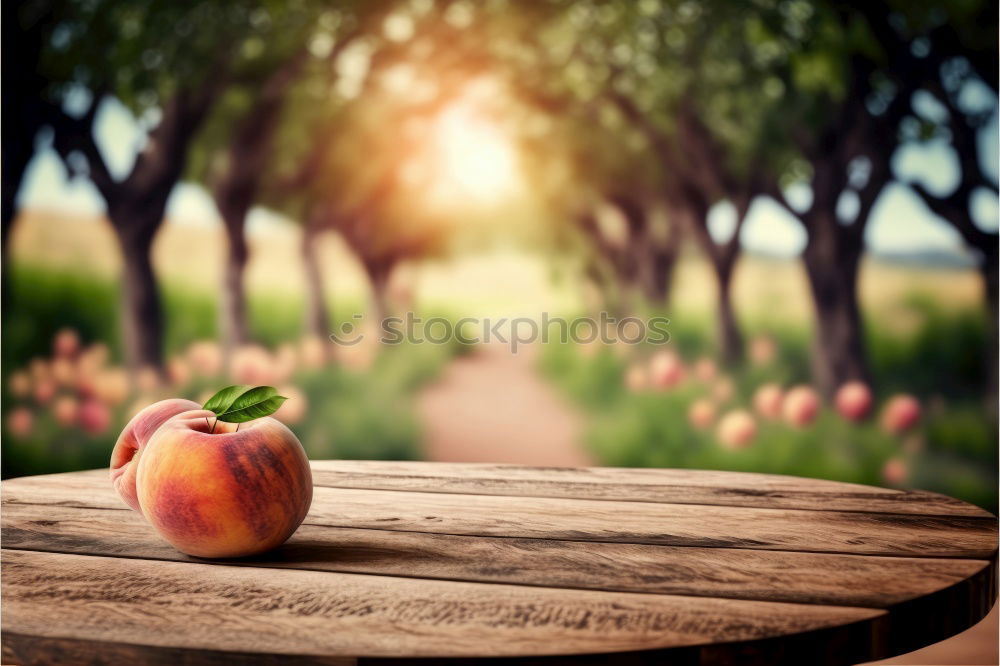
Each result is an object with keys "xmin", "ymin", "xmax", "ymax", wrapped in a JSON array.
[
  {"xmin": 137, "ymin": 366, "xmax": 161, "ymax": 394},
  {"xmin": 649, "ymin": 350, "xmax": 685, "ymax": 390},
  {"xmin": 33, "ymin": 379, "xmax": 56, "ymax": 405},
  {"xmin": 53, "ymin": 395, "xmax": 79, "ymax": 427},
  {"xmin": 187, "ymin": 340, "xmax": 223, "ymax": 376},
  {"xmin": 688, "ymin": 399, "xmax": 716, "ymax": 430},
  {"xmin": 835, "ymin": 381, "xmax": 872, "ymax": 422},
  {"xmin": 624, "ymin": 364, "xmax": 648, "ymax": 392},
  {"xmin": 783, "ymin": 385, "xmax": 820, "ymax": 428},
  {"xmin": 753, "ymin": 383, "xmax": 784, "ymax": 420},
  {"xmin": 78, "ymin": 342, "xmax": 110, "ymax": 372},
  {"xmin": 53, "ymin": 328, "xmax": 81, "ymax": 358},
  {"xmin": 231, "ymin": 345, "xmax": 274, "ymax": 385},
  {"xmin": 110, "ymin": 398, "xmax": 200, "ymax": 514},
  {"xmin": 880, "ymin": 394, "xmax": 921, "ymax": 434},
  {"xmin": 78, "ymin": 398, "xmax": 111, "ymax": 436},
  {"xmin": 881, "ymin": 457, "xmax": 908, "ymax": 486},
  {"xmin": 7, "ymin": 408, "xmax": 33, "ymax": 437},
  {"xmin": 95, "ymin": 368, "xmax": 130, "ymax": 406},
  {"xmin": 693, "ymin": 357, "xmax": 717, "ymax": 383},
  {"xmin": 137, "ymin": 410, "xmax": 312, "ymax": 558},
  {"xmin": 716, "ymin": 409, "xmax": 756, "ymax": 449},
  {"xmin": 9, "ymin": 371, "xmax": 31, "ymax": 398},
  {"xmin": 167, "ymin": 357, "xmax": 191, "ymax": 387},
  {"xmin": 51, "ymin": 357, "xmax": 77, "ymax": 386},
  {"xmin": 29, "ymin": 357, "xmax": 49, "ymax": 381}
]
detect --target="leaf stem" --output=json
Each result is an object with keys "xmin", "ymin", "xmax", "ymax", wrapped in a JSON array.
[{"xmin": 210, "ymin": 418, "xmax": 217, "ymax": 434}]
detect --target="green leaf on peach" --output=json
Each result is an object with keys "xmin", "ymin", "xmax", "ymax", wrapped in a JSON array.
[
  {"xmin": 202, "ymin": 385, "xmax": 253, "ymax": 415},
  {"xmin": 215, "ymin": 386, "xmax": 288, "ymax": 423}
]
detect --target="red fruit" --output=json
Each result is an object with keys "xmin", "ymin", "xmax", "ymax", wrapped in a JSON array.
[
  {"xmin": 624, "ymin": 364, "xmax": 648, "ymax": 393},
  {"xmin": 109, "ymin": 398, "xmax": 200, "ymax": 514},
  {"xmin": 78, "ymin": 399, "xmax": 111, "ymax": 436},
  {"xmin": 7, "ymin": 408, "xmax": 33, "ymax": 437},
  {"xmin": 688, "ymin": 399, "xmax": 716, "ymax": 430},
  {"xmin": 9, "ymin": 371, "xmax": 31, "ymax": 398},
  {"xmin": 716, "ymin": 409, "xmax": 756, "ymax": 449},
  {"xmin": 693, "ymin": 357, "xmax": 717, "ymax": 383},
  {"xmin": 33, "ymin": 379, "xmax": 56, "ymax": 405},
  {"xmin": 53, "ymin": 395, "xmax": 79, "ymax": 427},
  {"xmin": 187, "ymin": 340, "xmax": 223, "ymax": 376},
  {"xmin": 753, "ymin": 383, "xmax": 784, "ymax": 420},
  {"xmin": 53, "ymin": 328, "xmax": 81, "ymax": 358},
  {"xmin": 881, "ymin": 394, "xmax": 921, "ymax": 434},
  {"xmin": 881, "ymin": 457, "xmax": 908, "ymax": 486},
  {"xmin": 649, "ymin": 351, "xmax": 685, "ymax": 390},
  {"xmin": 783, "ymin": 385, "xmax": 820, "ymax": 428},
  {"xmin": 137, "ymin": 410, "xmax": 312, "ymax": 558},
  {"xmin": 835, "ymin": 381, "xmax": 873, "ymax": 422}
]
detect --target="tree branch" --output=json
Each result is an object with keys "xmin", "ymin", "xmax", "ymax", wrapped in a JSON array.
[{"xmin": 46, "ymin": 92, "xmax": 119, "ymax": 202}]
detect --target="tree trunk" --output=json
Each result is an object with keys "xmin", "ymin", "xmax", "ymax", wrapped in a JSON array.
[
  {"xmin": 980, "ymin": 244, "xmax": 998, "ymax": 407},
  {"xmin": 366, "ymin": 262, "xmax": 392, "ymax": 326},
  {"xmin": 801, "ymin": 212, "xmax": 870, "ymax": 396},
  {"xmin": 113, "ymin": 220, "xmax": 164, "ymax": 373},
  {"xmin": 637, "ymin": 224, "xmax": 683, "ymax": 307},
  {"xmin": 716, "ymin": 260, "xmax": 743, "ymax": 366},
  {"xmin": 219, "ymin": 213, "xmax": 250, "ymax": 355},
  {"xmin": 301, "ymin": 222, "xmax": 330, "ymax": 340}
]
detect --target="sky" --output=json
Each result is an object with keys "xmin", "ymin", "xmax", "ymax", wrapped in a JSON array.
[{"xmin": 16, "ymin": 95, "xmax": 1000, "ymax": 258}]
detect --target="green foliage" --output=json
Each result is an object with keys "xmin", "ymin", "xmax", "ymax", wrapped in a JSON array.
[
  {"xmin": 1, "ymin": 263, "xmax": 457, "ymax": 478},
  {"xmin": 540, "ymin": 306, "xmax": 998, "ymax": 513}
]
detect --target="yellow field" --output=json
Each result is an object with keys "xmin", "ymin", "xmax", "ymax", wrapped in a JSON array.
[{"xmin": 10, "ymin": 210, "xmax": 983, "ymax": 329}]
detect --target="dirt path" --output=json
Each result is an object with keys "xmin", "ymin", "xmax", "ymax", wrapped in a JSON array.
[{"xmin": 417, "ymin": 343, "xmax": 593, "ymax": 466}]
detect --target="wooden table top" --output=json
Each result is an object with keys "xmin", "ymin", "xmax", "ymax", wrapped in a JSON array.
[{"xmin": 2, "ymin": 461, "xmax": 997, "ymax": 665}]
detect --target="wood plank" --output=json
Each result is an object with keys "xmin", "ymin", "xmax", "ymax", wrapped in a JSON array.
[
  {"xmin": 302, "ymin": 488, "xmax": 997, "ymax": 558},
  {"xmin": 1, "ymin": 549, "xmax": 886, "ymax": 661},
  {"xmin": 310, "ymin": 461, "xmax": 995, "ymax": 517},
  {"xmin": 1, "ymin": 632, "xmax": 354, "ymax": 666},
  {"xmin": 8, "ymin": 464, "xmax": 994, "ymax": 518},
  {"xmin": 11, "ymin": 463, "xmax": 995, "ymax": 521},
  {"xmin": 2, "ymin": 501, "xmax": 992, "ymax": 610},
  {"xmin": 4, "ymin": 473, "xmax": 996, "ymax": 558}
]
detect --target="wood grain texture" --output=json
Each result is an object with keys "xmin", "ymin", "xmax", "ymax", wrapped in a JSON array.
[
  {"xmin": 0, "ymin": 549, "xmax": 886, "ymax": 659},
  {"xmin": 310, "ymin": 461, "xmax": 995, "ymax": 517},
  {"xmin": 5, "ymin": 472, "xmax": 996, "ymax": 558},
  {"xmin": 2, "ymin": 501, "xmax": 991, "ymax": 609},
  {"xmin": 2, "ymin": 463, "xmax": 996, "ymax": 665}
]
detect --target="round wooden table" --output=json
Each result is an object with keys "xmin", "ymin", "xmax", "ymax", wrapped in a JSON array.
[{"xmin": 2, "ymin": 461, "xmax": 996, "ymax": 665}]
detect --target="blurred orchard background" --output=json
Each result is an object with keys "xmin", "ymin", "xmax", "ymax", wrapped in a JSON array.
[{"xmin": 2, "ymin": 0, "xmax": 997, "ymax": 513}]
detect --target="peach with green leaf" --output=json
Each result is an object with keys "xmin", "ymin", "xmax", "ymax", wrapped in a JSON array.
[
  {"xmin": 111, "ymin": 398, "xmax": 201, "ymax": 513},
  {"xmin": 135, "ymin": 385, "xmax": 312, "ymax": 558}
]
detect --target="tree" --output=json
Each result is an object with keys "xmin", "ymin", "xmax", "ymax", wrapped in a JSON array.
[
  {"xmin": 1, "ymin": 1, "xmax": 64, "ymax": 254},
  {"xmin": 189, "ymin": 7, "xmax": 365, "ymax": 357},
  {"xmin": 852, "ymin": 0, "xmax": 998, "ymax": 398},
  {"xmin": 37, "ymin": 0, "xmax": 302, "ymax": 372}
]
